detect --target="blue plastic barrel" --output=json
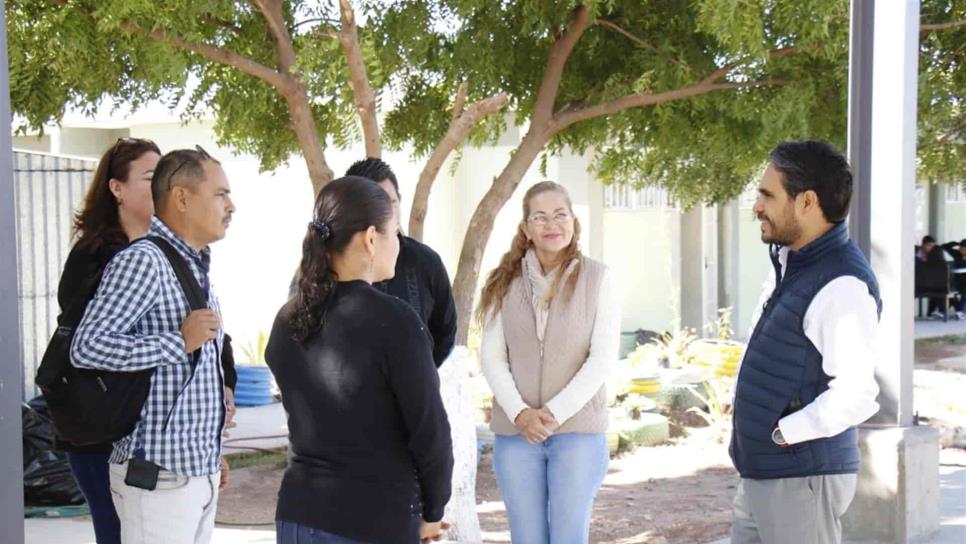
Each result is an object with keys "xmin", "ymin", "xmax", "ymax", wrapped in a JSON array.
[{"xmin": 234, "ymin": 365, "xmax": 275, "ymax": 406}]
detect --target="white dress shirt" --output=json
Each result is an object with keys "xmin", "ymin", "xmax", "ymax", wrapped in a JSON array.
[{"xmin": 746, "ymin": 246, "xmax": 881, "ymax": 445}]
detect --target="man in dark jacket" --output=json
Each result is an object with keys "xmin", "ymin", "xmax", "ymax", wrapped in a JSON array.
[
  {"xmin": 346, "ymin": 158, "xmax": 457, "ymax": 366},
  {"xmin": 731, "ymin": 141, "xmax": 881, "ymax": 543}
]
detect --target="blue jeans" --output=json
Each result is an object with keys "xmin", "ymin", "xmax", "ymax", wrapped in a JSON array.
[
  {"xmin": 493, "ymin": 432, "xmax": 609, "ymax": 544},
  {"xmin": 65, "ymin": 452, "xmax": 121, "ymax": 544},
  {"xmin": 276, "ymin": 520, "xmax": 368, "ymax": 544}
]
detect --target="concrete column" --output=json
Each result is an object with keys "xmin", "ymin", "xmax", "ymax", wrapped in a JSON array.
[
  {"xmin": 0, "ymin": 2, "xmax": 25, "ymax": 540},
  {"xmin": 586, "ymin": 166, "xmax": 605, "ymax": 262},
  {"xmin": 717, "ymin": 200, "xmax": 740, "ymax": 324},
  {"xmin": 680, "ymin": 205, "xmax": 719, "ymax": 335},
  {"xmin": 680, "ymin": 207, "xmax": 703, "ymax": 331},
  {"xmin": 842, "ymin": 1, "xmax": 940, "ymax": 541},
  {"xmin": 927, "ymin": 181, "xmax": 945, "ymax": 240}
]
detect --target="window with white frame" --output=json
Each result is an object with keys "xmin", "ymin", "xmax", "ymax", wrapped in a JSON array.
[
  {"xmin": 603, "ymin": 184, "xmax": 675, "ymax": 209},
  {"xmin": 945, "ymin": 184, "xmax": 966, "ymax": 203}
]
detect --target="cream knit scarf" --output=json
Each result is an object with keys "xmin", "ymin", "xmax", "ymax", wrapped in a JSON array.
[{"xmin": 522, "ymin": 249, "xmax": 578, "ymax": 343}]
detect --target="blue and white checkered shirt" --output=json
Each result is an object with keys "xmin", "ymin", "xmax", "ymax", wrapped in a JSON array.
[{"xmin": 72, "ymin": 217, "xmax": 225, "ymax": 476}]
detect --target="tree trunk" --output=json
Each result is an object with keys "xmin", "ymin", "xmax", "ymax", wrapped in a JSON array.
[
  {"xmin": 339, "ymin": 0, "xmax": 381, "ymax": 158},
  {"xmin": 409, "ymin": 93, "xmax": 509, "ymax": 241},
  {"xmin": 282, "ymin": 83, "xmax": 335, "ymax": 194},
  {"xmin": 437, "ymin": 347, "xmax": 481, "ymax": 542},
  {"xmin": 451, "ymin": 128, "xmax": 550, "ymax": 344}
]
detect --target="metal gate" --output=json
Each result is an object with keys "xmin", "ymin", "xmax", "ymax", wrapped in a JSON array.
[{"xmin": 14, "ymin": 150, "xmax": 95, "ymax": 399}]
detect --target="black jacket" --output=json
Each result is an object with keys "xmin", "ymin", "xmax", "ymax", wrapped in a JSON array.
[{"xmin": 374, "ymin": 235, "xmax": 457, "ymax": 366}]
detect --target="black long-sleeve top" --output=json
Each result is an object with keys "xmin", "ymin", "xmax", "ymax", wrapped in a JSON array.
[
  {"xmin": 374, "ymin": 235, "xmax": 457, "ymax": 367},
  {"xmin": 266, "ymin": 281, "xmax": 453, "ymax": 544},
  {"xmin": 53, "ymin": 243, "xmax": 125, "ymax": 453}
]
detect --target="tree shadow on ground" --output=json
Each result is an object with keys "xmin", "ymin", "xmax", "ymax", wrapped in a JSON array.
[{"xmin": 476, "ymin": 451, "xmax": 736, "ymax": 544}]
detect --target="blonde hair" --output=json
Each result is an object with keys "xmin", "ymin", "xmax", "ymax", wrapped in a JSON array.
[{"xmin": 476, "ymin": 181, "xmax": 582, "ymax": 324}]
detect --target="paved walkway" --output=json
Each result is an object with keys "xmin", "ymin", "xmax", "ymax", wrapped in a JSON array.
[
  {"xmin": 25, "ymin": 396, "xmax": 966, "ymax": 543},
  {"xmin": 707, "ymin": 462, "xmax": 966, "ymax": 544},
  {"xmin": 25, "ymin": 402, "xmax": 287, "ymax": 544},
  {"xmin": 916, "ymin": 316, "xmax": 966, "ymax": 339}
]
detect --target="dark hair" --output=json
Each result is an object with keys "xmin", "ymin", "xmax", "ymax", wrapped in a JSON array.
[
  {"xmin": 922, "ymin": 235, "xmax": 936, "ymax": 245},
  {"xmin": 289, "ymin": 176, "xmax": 393, "ymax": 342},
  {"xmin": 925, "ymin": 244, "xmax": 945, "ymax": 262},
  {"xmin": 345, "ymin": 157, "xmax": 399, "ymax": 199},
  {"xmin": 768, "ymin": 140, "xmax": 853, "ymax": 223},
  {"xmin": 151, "ymin": 147, "xmax": 220, "ymax": 212},
  {"xmin": 73, "ymin": 138, "xmax": 161, "ymax": 252}
]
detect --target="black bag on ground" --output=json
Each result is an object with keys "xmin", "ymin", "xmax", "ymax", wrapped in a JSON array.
[
  {"xmin": 22, "ymin": 400, "xmax": 84, "ymax": 506},
  {"xmin": 35, "ymin": 237, "xmax": 207, "ymax": 446}
]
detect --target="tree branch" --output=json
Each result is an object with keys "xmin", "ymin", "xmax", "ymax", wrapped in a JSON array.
[
  {"xmin": 252, "ymin": 0, "xmax": 297, "ymax": 74},
  {"xmin": 202, "ymin": 14, "xmax": 244, "ymax": 35},
  {"xmin": 339, "ymin": 0, "xmax": 381, "ymax": 157},
  {"xmin": 919, "ymin": 124, "xmax": 965, "ymax": 151},
  {"xmin": 532, "ymin": 4, "xmax": 594, "ymax": 126},
  {"xmin": 116, "ymin": 16, "xmax": 333, "ymax": 190},
  {"xmin": 595, "ymin": 19, "xmax": 655, "ymax": 50},
  {"xmin": 554, "ymin": 78, "xmax": 786, "ymax": 130},
  {"xmin": 409, "ymin": 92, "xmax": 510, "ymax": 240},
  {"xmin": 452, "ymin": 81, "xmax": 469, "ymax": 122},
  {"xmin": 921, "ymin": 19, "xmax": 966, "ymax": 32},
  {"xmin": 700, "ymin": 47, "xmax": 799, "ymax": 86},
  {"xmin": 293, "ymin": 17, "xmax": 339, "ymax": 31},
  {"xmin": 116, "ymin": 20, "xmax": 288, "ymax": 90}
]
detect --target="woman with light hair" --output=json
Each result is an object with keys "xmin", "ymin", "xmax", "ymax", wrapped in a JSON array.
[{"xmin": 478, "ymin": 181, "xmax": 621, "ymax": 543}]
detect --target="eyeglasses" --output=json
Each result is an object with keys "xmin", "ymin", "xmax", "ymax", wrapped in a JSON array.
[
  {"xmin": 106, "ymin": 137, "xmax": 154, "ymax": 173},
  {"xmin": 164, "ymin": 145, "xmax": 215, "ymax": 191},
  {"xmin": 527, "ymin": 211, "xmax": 573, "ymax": 227}
]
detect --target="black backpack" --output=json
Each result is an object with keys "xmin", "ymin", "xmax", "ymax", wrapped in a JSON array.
[{"xmin": 35, "ymin": 236, "xmax": 207, "ymax": 446}]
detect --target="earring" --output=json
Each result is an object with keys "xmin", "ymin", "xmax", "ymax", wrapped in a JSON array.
[
  {"xmin": 116, "ymin": 198, "xmax": 123, "ymax": 206},
  {"xmin": 368, "ymin": 257, "xmax": 374, "ymax": 274}
]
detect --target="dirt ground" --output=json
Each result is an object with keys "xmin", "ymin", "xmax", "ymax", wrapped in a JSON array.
[
  {"xmin": 476, "ymin": 424, "xmax": 736, "ymax": 544},
  {"xmin": 215, "ymin": 339, "xmax": 965, "ymax": 542},
  {"xmin": 216, "ymin": 424, "xmax": 737, "ymax": 544}
]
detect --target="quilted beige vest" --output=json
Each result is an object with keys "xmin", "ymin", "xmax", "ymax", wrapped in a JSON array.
[{"xmin": 490, "ymin": 256, "xmax": 608, "ymax": 435}]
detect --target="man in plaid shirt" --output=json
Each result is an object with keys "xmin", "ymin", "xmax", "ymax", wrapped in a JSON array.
[{"xmin": 73, "ymin": 146, "xmax": 235, "ymax": 543}]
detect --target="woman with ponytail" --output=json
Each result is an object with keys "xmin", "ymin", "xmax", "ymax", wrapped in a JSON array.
[
  {"xmin": 265, "ymin": 176, "xmax": 453, "ymax": 544},
  {"xmin": 478, "ymin": 181, "xmax": 621, "ymax": 543}
]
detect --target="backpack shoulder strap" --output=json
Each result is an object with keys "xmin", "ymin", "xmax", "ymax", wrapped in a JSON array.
[
  {"xmin": 143, "ymin": 236, "xmax": 210, "ymax": 370},
  {"xmin": 143, "ymin": 236, "xmax": 208, "ymax": 311}
]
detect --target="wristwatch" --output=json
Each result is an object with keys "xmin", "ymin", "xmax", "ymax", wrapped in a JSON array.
[{"xmin": 772, "ymin": 426, "xmax": 788, "ymax": 447}]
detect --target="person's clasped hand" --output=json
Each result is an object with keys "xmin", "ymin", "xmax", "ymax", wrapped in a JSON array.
[{"xmin": 514, "ymin": 408, "xmax": 560, "ymax": 444}]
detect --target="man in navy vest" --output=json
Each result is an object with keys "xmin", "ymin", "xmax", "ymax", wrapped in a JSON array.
[{"xmin": 730, "ymin": 141, "xmax": 881, "ymax": 544}]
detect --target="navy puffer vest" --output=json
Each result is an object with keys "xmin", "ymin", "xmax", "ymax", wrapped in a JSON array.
[{"xmin": 729, "ymin": 221, "xmax": 881, "ymax": 479}]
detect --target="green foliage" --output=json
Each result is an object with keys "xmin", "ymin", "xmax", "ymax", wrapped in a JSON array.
[
  {"xmin": 240, "ymin": 330, "xmax": 269, "ymax": 365},
  {"xmin": 685, "ymin": 379, "xmax": 732, "ymax": 428},
  {"xmin": 918, "ymin": 0, "xmax": 966, "ymax": 184},
  {"xmin": 7, "ymin": 0, "xmax": 356, "ymax": 174},
  {"xmin": 7, "ymin": 0, "xmax": 965, "ymax": 203},
  {"xmin": 705, "ymin": 307, "xmax": 735, "ymax": 340}
]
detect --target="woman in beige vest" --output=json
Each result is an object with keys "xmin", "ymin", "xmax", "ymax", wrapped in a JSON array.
[{"xmin": 478, "ymin": 181, "xmax": 620, "ymax": 543}]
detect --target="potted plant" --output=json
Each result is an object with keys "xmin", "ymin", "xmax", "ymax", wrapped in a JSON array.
[{"xmin": 234, "ymin": 331, "xmax": 276, "ymax": 406}]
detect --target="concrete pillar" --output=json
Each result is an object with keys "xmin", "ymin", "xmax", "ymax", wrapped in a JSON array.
[
  {"xmin": 927, "ymin": 181, "xmax": 945, "ymax": 240},
  {"xmin": 717, "ymin": 200, "xmax": 740, "ymax": 325},
  {"xmin": 842, "ymin": 1, "xmax": 941, "ymax": 541},
  {"xmin": 680, "ymin": 205, "xmax": 719, "ymax": 334},
  {"xmin": 0, "ymin": 2, "xmax": 25, "ymax": 540},
  {"xmin": 586, "ymin": 165, "xmax": 605, "ymax": 262}
]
